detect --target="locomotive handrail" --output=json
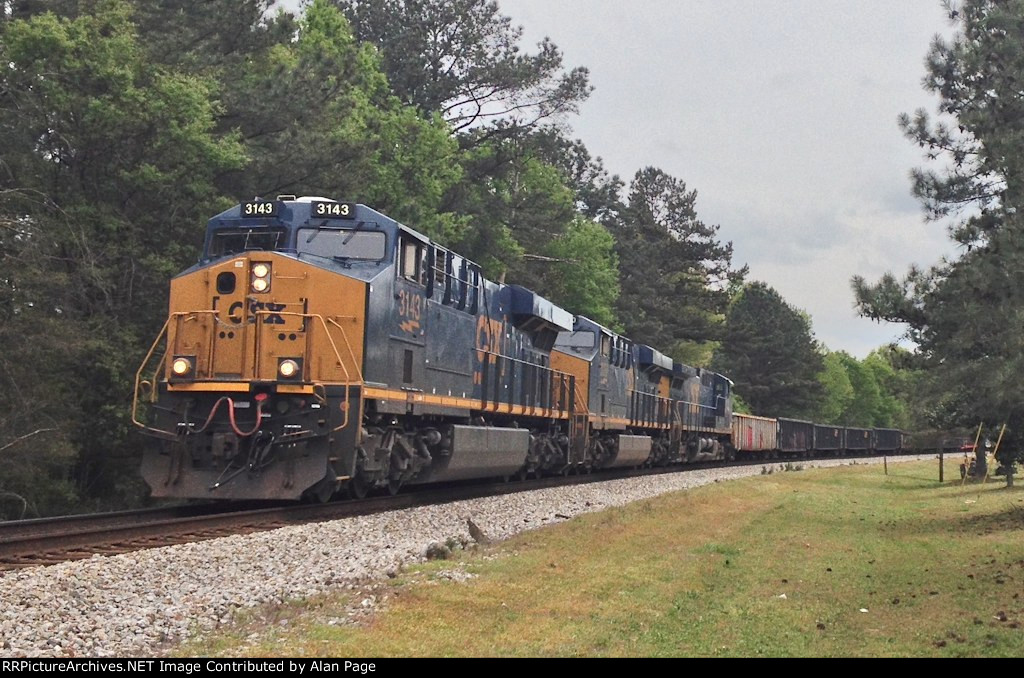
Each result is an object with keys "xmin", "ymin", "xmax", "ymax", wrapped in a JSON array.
[
  {"xmin": 252, "ymin": 310, "xmax": 357, "ymax": 431},
  {"xmin": 673, "ymin": 397, "xmax": 717, "ymax": 433},
  {"xmin": 478, "ymin": 350, "xmax": 573, "ymax": 418},
  {"xmin": 132, "ymin": 309, "xmax": 221, "ymax": 437},
  {"xmin": 572, "ymin": 380, "xmax": 588, "ymax": 415},
  {"xmin": 326, "ymin": 317, "xmax": 364, "ymax": 383},
  {"xmin": 133, "ymin": 309, "xmax": 361, "ymax": 435},
  {"xmin": 132, "ymin": 315, "xmax": 175, "ymax": 437},
  {"xmin": 627, "ymin": 388, "xmax": 674, "ymax": 428}
]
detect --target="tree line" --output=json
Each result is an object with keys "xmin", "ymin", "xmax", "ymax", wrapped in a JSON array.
[
  {"xmin": 0, "ymin": 0, "xmax": 919, "ymax": 518},
  {"xmin": 712, "ymin": 282, "xmax": 918, "ymax": 430}
]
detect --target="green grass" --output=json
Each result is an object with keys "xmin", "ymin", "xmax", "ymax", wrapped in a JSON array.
[{"xmin": 179, "ymin": 462, "xmax": 1024, "ymax": 657}]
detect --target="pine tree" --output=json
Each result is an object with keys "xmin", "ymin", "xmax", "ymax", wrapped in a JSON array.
[
  {"xmin": 334, "ymin": 0, "xmax": 591, "ymax": 135},
  {"xmin": 610, "ymin": 167, "xmax": 745, "ymax": 361},
  {"xmin": 853, "ymin": 0, "xmax": 1024, "ymax": 467},
  {"xmin": 713, "ymin": 283, "xmax": 824, "ymax": 418}
]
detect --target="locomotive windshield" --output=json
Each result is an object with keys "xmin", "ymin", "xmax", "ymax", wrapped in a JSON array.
[
  {"xmin": 208, "ymin": 228, "xmax": 288, "ymax": 257},
  {"xmin": 297, "ymin": 227, "xmax": 386, "ymax": 261}
]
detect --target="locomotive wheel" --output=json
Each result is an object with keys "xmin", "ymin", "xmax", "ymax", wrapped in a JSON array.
[
  {"xmin": 302, "ymin": 477, "xmax": 335, "ymax": 504},
  {"xmin": 347, "ymin": 475, "xmax": 371, "ymax": 500},
  {"xmin": 387, "ymin": 477, "xmax": 403, "ymax": 496}
]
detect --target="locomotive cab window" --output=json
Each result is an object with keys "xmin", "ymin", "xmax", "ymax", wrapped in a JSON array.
[
  {"xmin": 208, "ymin": 228, "xmax": 288, "ymax": 258},
  {"xmin": 399, "ymin": 238, "xmax": 426, "ymax": 284},
  {"xmin": 297, "ymin": 227, "xmax": 386, "ymax": 261},
  {"xmin": 601, "ymin": 334, "xmax": 611, "ymax": 358}
]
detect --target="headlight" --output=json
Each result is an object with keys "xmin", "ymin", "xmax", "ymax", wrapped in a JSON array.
[
  {"xmin": 278, "ymin": 358, "xmax": 301, "ymax": 379},
  {"xmin": 171, "ymin": 356, "xmax": 194, "ymax": 378},
  {"xmin": 251, "ymin": 262, "xmax": 271, "ymax": 293}
]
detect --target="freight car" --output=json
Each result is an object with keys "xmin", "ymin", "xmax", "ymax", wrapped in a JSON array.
[
  {"xmin": 873, "ymin": 428, "xmax": 904, "ymax": 454},
  {"xmin": 813, "ymin": 424, "xmax": 844, "ymax": 456},
  {"xmin": 845, "ymin": 427, "xmax": 874, "ymax": 454},
  {"xmin": 132, "ymin": 198, "xmax": 906, "ymax": 503},
  {"xmin": 729, "ymin": 417, "xmax": 907, "ymax": 460},
  {"xmin": 731, "ymin": 413, "xmax": 777, "ymax": 456},
  {"xmin": 778, "ymin": 418, "xmax": 815, "ymax": 457}
]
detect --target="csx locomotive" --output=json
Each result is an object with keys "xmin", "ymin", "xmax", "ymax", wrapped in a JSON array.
[{"xmin": 133, "ymin": 198, "xmax": 902, "ymax": 502}]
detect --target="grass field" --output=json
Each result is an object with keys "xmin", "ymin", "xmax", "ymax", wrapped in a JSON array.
[{"xmin": 184, "ymin": 461, "xmax": 1024, "ymax": 657}]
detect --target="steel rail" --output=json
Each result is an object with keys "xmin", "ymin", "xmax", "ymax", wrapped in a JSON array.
[{"xmin": 0, "ymin": 452, "xmax": 905, "ymax": 570}]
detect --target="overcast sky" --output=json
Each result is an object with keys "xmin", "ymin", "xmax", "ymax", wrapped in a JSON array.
[
  {"xmin": 495, "ymin": 0, "xmax": 960, "ymax": 358},
  {"xmin": 280, "ymin": 0, "xmax": 960, "ymax": 357}
]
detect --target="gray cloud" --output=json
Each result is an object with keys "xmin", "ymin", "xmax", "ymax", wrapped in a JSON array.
[
  {"xmin": 275, "ymin": 0, "xmax": 959, "ymax": 357},
  {"xmin": 499, "ymin": 0, "xmax": 959, "ymax": 357}
]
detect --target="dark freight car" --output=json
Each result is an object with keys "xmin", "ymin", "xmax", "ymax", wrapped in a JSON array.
[
  {"xmin": 874, "ymin": 428, "xmax": 902, "ymax": 453},
  {"xmin": 778, "ymin": 418, "xmax": 814, "ymax": 455},
  {"xmin": 845, "ymin": 427, "xmax": 873, "ymax": 452},
  {"xmin": 813, "ymin": 424, "xmax": 844, "ymax": 452}
]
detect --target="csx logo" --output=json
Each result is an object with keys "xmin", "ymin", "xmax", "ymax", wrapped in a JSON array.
[{"xmin": 228, "ymin": 300, "xmax": 286, "ymax": 325}]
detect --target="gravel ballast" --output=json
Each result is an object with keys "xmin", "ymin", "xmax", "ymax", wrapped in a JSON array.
[{"xmin": 0, "ymin": 456, "xmax": 930, "ymax": 657}]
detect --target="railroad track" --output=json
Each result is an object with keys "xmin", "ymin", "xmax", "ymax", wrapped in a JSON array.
[
  {"xmin": 0, "ymin": 453, "xmax": 903, "ymax": 570},
  {"xmin": 0, "ymin": 463, "xmax": 711, "ymax": 570}
]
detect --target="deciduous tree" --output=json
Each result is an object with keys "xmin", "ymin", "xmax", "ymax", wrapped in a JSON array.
[
  {"xmin": 0, "ymin": 0, "xmax": 245, "ymax": 513},
  {"xmin": 543, "ymin": 217, "xmax": 620, "ymax": 327}
]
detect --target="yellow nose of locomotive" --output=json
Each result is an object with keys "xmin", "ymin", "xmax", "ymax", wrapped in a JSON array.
[
  {"xmin": 136, "ymin": 247, "xmax": 369, "ymax": 501},
  {"xmin": 162, "ymin": 253, "xmax": 365, "ymax": 386}
]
